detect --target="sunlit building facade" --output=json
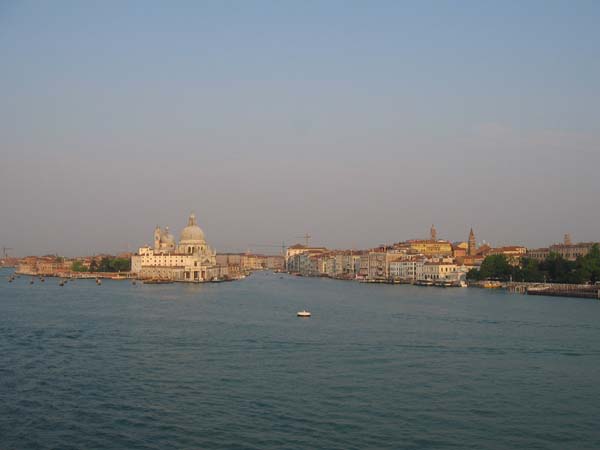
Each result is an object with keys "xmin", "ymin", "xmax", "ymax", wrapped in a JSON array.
[{"xmin": 131, "ymin": 213, "xmax": 225, "ymax": 281}]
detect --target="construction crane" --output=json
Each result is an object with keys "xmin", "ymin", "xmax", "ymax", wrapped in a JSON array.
[
  {"xmin": 2, "ymin": 247, "xmax": 13, "ymax": 258},
  {"xmin": 296, "ymin": 233, "xmax": 312, "ymax": 247}
]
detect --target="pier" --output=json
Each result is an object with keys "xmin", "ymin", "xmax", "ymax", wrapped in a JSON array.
[{"xmin": 506, "ymin": 282, "xmax": 600, "ymax": 299}]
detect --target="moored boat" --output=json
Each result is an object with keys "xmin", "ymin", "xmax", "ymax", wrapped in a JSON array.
[{"xmin": 297, "ymin": 310, "xmax": 311, "ymax": 318}]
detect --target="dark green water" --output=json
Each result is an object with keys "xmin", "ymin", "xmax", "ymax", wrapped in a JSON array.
[{"xmin": 1, "ymin": 268, "xmax": 599, "ymax": 449}]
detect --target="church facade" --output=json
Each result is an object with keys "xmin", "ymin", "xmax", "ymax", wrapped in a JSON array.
[{"xmin": 131, "ymin": 213, "xmax": 227, "ymax": 282}]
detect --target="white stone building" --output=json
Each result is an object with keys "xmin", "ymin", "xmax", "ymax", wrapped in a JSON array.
[
  {"xmin": 131, "ymin": 213, "xmax": 225, "ymax": 282},
  {"xmin": 389, "ymin": 257, "xmax": 425, "ymax": 281},
  {"xmin": 421, "ymin": 262, "xmax": 459, "ymax": 281}
]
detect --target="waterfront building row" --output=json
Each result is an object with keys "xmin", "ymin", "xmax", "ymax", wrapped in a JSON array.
[
  {"xmin": 216, "ymin": 253, "xmax": 285, "ymax": 272},
  {"xmin": 286, "ymin": 249, "xmax": 362, "ymax": 279},
  {"xmin": 283, "ymin": 229, "xmax": 598, "ymax": 283},
  {"xmin": 16, "ymin": 256, "xmax": 74, "ymax": 275},
  {"xmin": 526, "ymin": 241, "xmax": 597, "ymax": 262},
  {"xmin": 283, "ymin": 227, "xmax": 518, "ymax": 283},
  {"xmin": 285, "ymin": 247, "xmax": 470, "ymax": 283},
  {"xmin": 15, "ymin": 253, "xmax": 132, "ymax": 276}
]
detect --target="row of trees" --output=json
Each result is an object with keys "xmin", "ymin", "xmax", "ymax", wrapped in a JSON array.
[
  {"xmin": 467, "ymin": 244, "xmax": 600, "ymax": 284},
  {"xmin": 71, "ymin": 257, "xmax": 131, "ymax": 273}
]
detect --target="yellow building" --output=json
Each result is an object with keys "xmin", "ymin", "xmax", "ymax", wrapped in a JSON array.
[
  {"xmin": 286, "ymin": 244, "xmax": 327, "ymax": 260},
  {"xmin": 488, "ymin": 246, "xmax": 527, "ymax": 265},
  {"xmin": 404, "ymin": 240, "xmax": 453, "ymax": 257}
]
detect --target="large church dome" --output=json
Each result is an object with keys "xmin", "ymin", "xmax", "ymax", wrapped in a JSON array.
[{"xmin": 180, "ymin": 213, "xmax": 205, "ymax": 243}]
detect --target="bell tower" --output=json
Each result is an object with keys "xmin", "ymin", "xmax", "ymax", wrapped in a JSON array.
[{"xmin": 468, "ymin": 228, "xmax": 476, "ymax": 256}]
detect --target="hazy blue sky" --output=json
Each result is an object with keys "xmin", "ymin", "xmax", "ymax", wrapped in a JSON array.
[{"xmin": 1, "ymin": 1, "xmax": 599, "ymax": 256}]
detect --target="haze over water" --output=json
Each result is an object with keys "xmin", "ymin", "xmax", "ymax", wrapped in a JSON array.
[
  {"xmin": 2, "ymin": 270, "xmax": 599, "ymax": 449},
  {"xmin": 1, "ymin": 1, "xmax": 600, "ymax": 256}
]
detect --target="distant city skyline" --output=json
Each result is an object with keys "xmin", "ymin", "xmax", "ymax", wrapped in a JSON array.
[
  {"xmin": 1, "ymin": 1, "xmax": 599, "ymax": 256},
  {"xmin": 2, "ymin": 212, "xmax": 594, "ymax": 258}
]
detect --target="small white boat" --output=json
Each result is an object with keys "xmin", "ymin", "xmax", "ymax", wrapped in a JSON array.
[{"xmin": 297, "ymin": 310, "xmax": 311, "ymax": 318}]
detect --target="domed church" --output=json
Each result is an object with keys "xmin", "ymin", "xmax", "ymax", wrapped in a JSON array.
[
  {"xmin": 132, "ymin": 213, "xmax": 224, "ymax": 282},
  {"xmin": 177, "ymin": 213, "xmax": 211, "ymax": 256}
]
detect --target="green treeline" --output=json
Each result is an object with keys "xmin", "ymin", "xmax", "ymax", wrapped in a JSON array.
[
  {"xmin": 468, "ymin": 244, "xmax": 600, "ymax": 284},
  {"xmin": 71, "ymin": 261, "xmax": 87, "ymax": 272},
  {"xmin": 71, "ymin": 257, "xmax": 131, "ymax": 273}
]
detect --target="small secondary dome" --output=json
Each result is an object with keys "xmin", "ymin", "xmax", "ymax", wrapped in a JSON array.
[{"xmin": 180, "ymin": 213, "xmax": 205, "ymax": 243}]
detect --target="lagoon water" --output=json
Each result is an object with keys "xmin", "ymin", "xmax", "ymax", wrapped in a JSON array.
[{"xmin": 1, "ymin": 268, "xmax": 600, "ymax": 449}]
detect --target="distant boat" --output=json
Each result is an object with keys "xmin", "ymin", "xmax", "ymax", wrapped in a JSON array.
[
  {"xmin": 297, "ymin": 310, "xmax": 311, "ymax": 318},
  {"xmin": 59, "ymin": 281, "xmax": 64, "ymax": 286},
  {"xmin": 459, "ymin": 280, "xmax": 468, "ymax": 288}
]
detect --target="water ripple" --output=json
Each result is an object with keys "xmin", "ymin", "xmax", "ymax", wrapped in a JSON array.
[{"xmin": 1, "ymin": 270, "xmax": 600, "ymax": 449}]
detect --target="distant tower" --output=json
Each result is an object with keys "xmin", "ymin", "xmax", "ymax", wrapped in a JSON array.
[
  {"xmin": 564, "ymin": 233, "xmax": 572, "ymax": 246},
  {"xmin": 468, "ymin": 228, "xmax": 476, "ymax": 256},
  {"xmin": 154, "ymin": 225, "xmax": 161, "ymax": 251},
  {"xmin": 430, "ymin": 224, "xmax": 437, "ymax": 241}
]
